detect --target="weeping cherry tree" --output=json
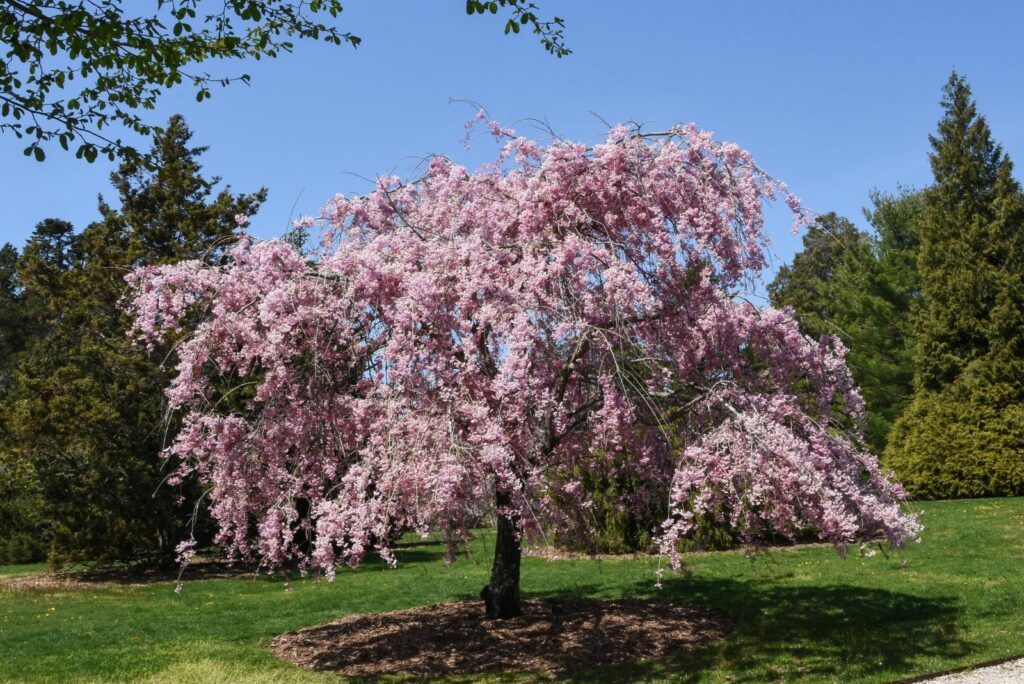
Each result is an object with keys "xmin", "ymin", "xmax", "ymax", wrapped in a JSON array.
[{"xmin": 127, "ymin": 118, "xmax": 920, "ymax": 618}]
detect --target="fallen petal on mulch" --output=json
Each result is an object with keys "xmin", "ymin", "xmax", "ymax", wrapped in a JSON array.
[{"xmin": 269, "ymin": 598, "xmax": 730, "ymax": 676}]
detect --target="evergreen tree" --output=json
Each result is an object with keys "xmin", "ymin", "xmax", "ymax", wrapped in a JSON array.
[
  {"xmin": 885, "ymin": 73, "xmax": 1024, "ymax": 499},
  {"xmin": 770, "ymin": 193, "xmax": 923, "ymax": 454},
  {"xmin": 0, "ymin": 242, "xmax": 27, "ymax": 393},
  {"xmin": 0, "ymin": 239, "xmax": 49, "ymax": 564},
  {"xmin": 768, "ymin": 212, "xmax": 870, "ymax": 339},
  {"xmin": 832, "ymin": 190, "xmax": 923, "ymax": 452},
  {"xmin": 16, "ymin": 219, "xmax": 80, "ymax": 294},
  {"xmin": 0, "ymin": 444, "xmax": 46, "ymax": 564},
  {"xmin": 914, "ymin": 73, "xmax": 1023, "ymax": 389},
  {"xmin": 3, "ymin": 115, "xmax": 266, "ymax": 566}
]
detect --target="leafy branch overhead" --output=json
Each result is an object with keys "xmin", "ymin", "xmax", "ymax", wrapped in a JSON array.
[
  {"xmin": 0, "ymin": 0, "xmax": 570, "ymax": 163},
  {"xmin": 464, "ymin": 0, "xmax": 569, "ymax": 57}
]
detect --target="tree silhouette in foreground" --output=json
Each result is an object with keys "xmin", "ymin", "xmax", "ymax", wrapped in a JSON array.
[{"xmin": 1, "ymin": 0, "xmax": 568, "ymax": 162}]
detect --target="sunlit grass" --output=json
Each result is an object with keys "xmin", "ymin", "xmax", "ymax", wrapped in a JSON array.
[{"xmin": 1, "ymin": 498, "xmax": 1022, "ymax": 682}]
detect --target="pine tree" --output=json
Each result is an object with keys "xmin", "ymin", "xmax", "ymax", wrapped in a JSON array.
[
  {"xmin": 768, "ymin": 212, "xmax": 870, "ymax": 340},
  {"xmin": 0, "ymin": 239, "xmax": 49, "ymax": 564},
  {"xmin": 830, "ymin": 190, "xmax": 923, "ymax": 453},
  {"xmin": 0, "ymin": 242, "xmax": 27, "ymax": 394},
  {"xmin": 885, "ymin": 73, "xmax": 1024, "ymax": 499},
  {"xmin": 770, "ymin": 194, "xmax": 922, "ymax": 454},
  {"xmin": 3, "ymin": 116, "xmax": 266, "ymax": 566},
  {"xmin": 767, "ymin": 211, "xmax": 920, "ymax": 452}
]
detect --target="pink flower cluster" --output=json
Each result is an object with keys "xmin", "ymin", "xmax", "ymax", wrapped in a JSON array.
[{"xmin": 127, "ymin": 120, "xmax": 919, "ymax": 577}]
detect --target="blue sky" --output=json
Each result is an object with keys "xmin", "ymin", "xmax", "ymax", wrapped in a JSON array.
[{"xmin": 2, "ymin": 1, "xmax": 1023, "ymax": 291}]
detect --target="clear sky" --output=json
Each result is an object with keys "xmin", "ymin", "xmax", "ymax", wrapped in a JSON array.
[{"xmin": 2, "ymin": 1, "xmax": 1023, "ymax": 290}]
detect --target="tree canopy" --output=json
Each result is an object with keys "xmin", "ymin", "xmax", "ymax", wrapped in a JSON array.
[
  {"xmin": 0, "ymin": 0, "xmax": 568, "ymax": 162},
  {"xmin": 835, "ymin": 190, "xmax": 923, "ymax": 453}
]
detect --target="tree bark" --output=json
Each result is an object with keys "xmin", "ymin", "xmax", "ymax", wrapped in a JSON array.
[{"xmin": 482, "ymin": 489, "xmax": 522, "ymax": 619}]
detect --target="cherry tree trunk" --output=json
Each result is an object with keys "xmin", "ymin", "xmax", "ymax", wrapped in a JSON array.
[{"xmin": 482, "ymin": 490, "xmax": 522, "ymax": 619}]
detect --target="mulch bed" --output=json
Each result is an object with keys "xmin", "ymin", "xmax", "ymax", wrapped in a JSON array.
[{"xmin": 269, "ymin": 598, "xmax": 730, "ymax": 677}]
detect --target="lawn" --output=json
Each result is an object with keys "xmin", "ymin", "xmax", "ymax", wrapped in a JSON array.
[{"xmin": 1, "ymin": 498, "xmax": 1022, "ymax": 683}]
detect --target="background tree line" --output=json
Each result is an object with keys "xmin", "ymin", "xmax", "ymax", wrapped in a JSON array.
[
  {"xmin": 1, "ymin": 72, "xmax": 1021, "ymax": 568},
  {"xmin": 771, "ymin": 72, "xmax": 1024, "ymax": 500},
  {"xmin": 0, "ymin": 115, "xmax": 263, "ymax": 565}
]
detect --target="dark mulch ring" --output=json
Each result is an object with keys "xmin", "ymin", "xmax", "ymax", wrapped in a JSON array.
[{"xmin": 269, "ymin": 598, "xmax": 730, "ymax": 677}]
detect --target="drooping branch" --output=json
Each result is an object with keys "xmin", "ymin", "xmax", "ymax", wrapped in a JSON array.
[{"xmin": 126, "ymin": 116, "xmax": 920, "ymax": 604}]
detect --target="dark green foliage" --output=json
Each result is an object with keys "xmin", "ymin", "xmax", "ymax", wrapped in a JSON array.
[
  {"xmin": 0, "ymin": 1, "xmax": 359, "ymax": 162},
  {"xmin": 0, "ymin": 447, "xmax": 46, "ymax": 564},
  {"xmin": 14, "ymin": 218, "xmax": 80, "ymax": 293},
  {"xmin": 2, "ymin": 115, "xmax": 265, "ymax": 567},
  {"xmin": 768, "ymin": 212, "xmax": 870, "ymax": 341},
  {"xmin": 913, "ymin": 73, "xmax": 1024, "ymax": 391},
  {"xmin": 465, "ymin": 1, "xmax": 569, "ymax": 57},
  {"xmin": 769, "ymin": 206, "xmax": 921, "ymax": 453},
  {"xmin": 885, "ymin": 73, "xmax": 1024, "ymax": 499},
  {"xmin": 885, "ymin": 368, "xmax": 1024, "ymax": 499},
  {"xmin": 552, "ymin": 457, "xmax": 745, "ymax": 554},
  {"xmin": 0, "ymin": 241, "xmax": 30, "ymax": 393},
  {"xmin": 554, "ymin": 469, "xmax": 665, "ymax": 554},
  {"xmin": 0, "ymin": 235, "xmax": 54, "ymax": 565},
  {"xmin": 1, "ymin": 1, "xmax": 568, "ymax": 162},
  {"xmin": 831, "ymin": 190, "xmax": 923, "ymax": 452}
]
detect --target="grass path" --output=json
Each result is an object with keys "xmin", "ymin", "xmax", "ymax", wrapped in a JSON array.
[{"xmin": 1, "ymin": 498, "xmax": 1022, "ymax": 682}]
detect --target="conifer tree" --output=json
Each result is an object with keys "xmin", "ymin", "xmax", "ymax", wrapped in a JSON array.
[
  {"xmin": 0, "ymin": 242, "xmax": 28, "ymax": 394},
  {"xmin": 770, "ymin": 192, "xmax": 924, "ymax": 454},
  {"xmin": 885, "ymin": 73, "xmax": 1024, "ymax": 499},
  {"xmin": 0, "ymin": 239, "xmax": 48, "ymax": 563},
  {"xmin": 3, "ymin": 116, "xmax": 266, "ymax": 566},
  {"xmin": 832, "ymin": 190, "xmax": 923, "ymax": 452},
  {"xmin": 768, "ymin": 213, "xmax": 869, "ymax": 341}
]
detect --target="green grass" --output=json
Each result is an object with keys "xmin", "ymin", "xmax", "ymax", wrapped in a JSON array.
[
  {"xmin": 2, "ymin": 498, "xmax": 1023, "ymax": 683},
  {"xmin": 0, "ymin": 562, "xmax": 45, "ymax": 577}
]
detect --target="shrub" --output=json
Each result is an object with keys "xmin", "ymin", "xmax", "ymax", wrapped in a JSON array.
[{"xmin": 885, "ymin": 365, "xmax": 1024, "ymax": 499}]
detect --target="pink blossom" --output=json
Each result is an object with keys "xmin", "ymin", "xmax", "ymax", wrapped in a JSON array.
[{"xmin": 127, "ymin": 121, "xmax": 920, "ymax": 578}]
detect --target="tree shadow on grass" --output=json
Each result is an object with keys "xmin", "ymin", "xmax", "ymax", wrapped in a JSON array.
[
  {"xmin": 0, "ymin": 545, "xmax": 455, "ymax": 592},
  {"xmin": 556, "ymin": 576, "xmax": 970, "ymax": 682}
]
